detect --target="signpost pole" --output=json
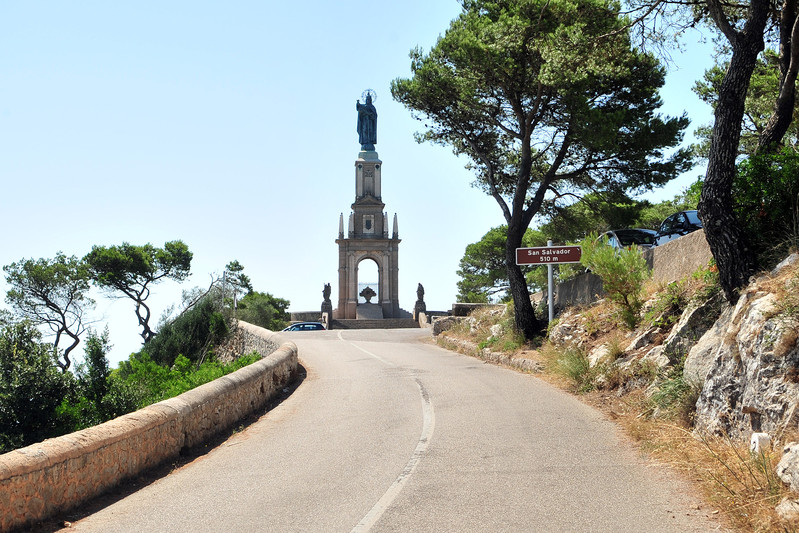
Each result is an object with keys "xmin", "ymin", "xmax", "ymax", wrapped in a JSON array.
[
  {"xmin": 547, "ymin": 240, "xmax": 554, "ymax": 323},
  {"xmin": 515, "ymin": 243, "xmax": 580, "ymax": 325}
]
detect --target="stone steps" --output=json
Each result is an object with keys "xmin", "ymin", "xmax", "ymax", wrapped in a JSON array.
[{"xmin": 329, "ymin": 318, "xmax": 419, "ymax": 330}]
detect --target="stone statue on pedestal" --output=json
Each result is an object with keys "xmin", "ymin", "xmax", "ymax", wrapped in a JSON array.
[
  {"xmin": 321, "ymin": 283, "xmax": 333, "ymax": 315},
  {"xmin": 356, "ymin": 91, "xmax": 377, "ymax": 151},
  {"xmin": 413, "ymin": 283, "xmax": 426, "ymax": 320}
]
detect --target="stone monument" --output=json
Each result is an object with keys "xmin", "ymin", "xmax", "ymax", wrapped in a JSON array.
[
  {"xmin": 356, "ymin": 91, "xmax": 377, "ymax": 151},
  {"xmin": 335, "ymin": 90, "xmax": 402, "ymax": 319},
  {"xmin": 413, "ymin": 283, "xmax": 426, "ymax": 321},
  {"xmin": 321, "ymin": 283, "xmax": 333, "ymax": 315}
]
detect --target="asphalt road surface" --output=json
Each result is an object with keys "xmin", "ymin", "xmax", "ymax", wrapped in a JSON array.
[{"xmin": 63, "ymin": 329, "xmax": 727, "ymax": 532}]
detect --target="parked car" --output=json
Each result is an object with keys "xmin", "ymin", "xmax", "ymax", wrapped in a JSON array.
[
  {"xmin": 655, "ymin": 210, "xmax": 703, "ymax": 246},
  {"xmin": 598, "ymin": 228, "xmax": 657, "ymax": 250},
  {"xmin": 282, "ymin": 322, "xmax": 326, "ymax": 332}
]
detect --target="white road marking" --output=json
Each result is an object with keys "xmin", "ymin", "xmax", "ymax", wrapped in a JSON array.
[
  {"xmin": 350, "ymin": 377, "xmax": 435, "ymax": 533},
  {"xmin": 336, "ymin": 330, "xmax": 395, "ymax": 366}
]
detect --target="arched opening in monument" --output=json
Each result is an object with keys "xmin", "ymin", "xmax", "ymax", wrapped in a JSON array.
[{"xmin": 356, "ymin": 258, "xmax": 379, "ymax": 304}]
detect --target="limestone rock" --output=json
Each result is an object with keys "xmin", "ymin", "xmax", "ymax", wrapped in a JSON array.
[
  {"xmin": 642, "ymin": 345, "xmax": 670, "ymax": 369},
  {"xmin": 777, "ymin": 443, "xmax": 799, "ymax": 492},
  {"xmin": 750, "ymin": 432, "xmax": 771, "ymax": 454},
  {"xmin": 548, "ymin": 308, "xmax": 588, "ymax": 347},
  {"xmin": 661, "ymin": 293, "xmax": 722, "ymax": 368},
  {"xmin": 683, "ymin": 302, "xmax": 735, "ymax": 385},
  {"xmin": 588, "ymin": 344, "xmax": 611, "ymax": 367},
  {"xmin": 489, "ymin": 324, "xmax": 503, "ymax": 339},
  {"xmin": 432, "ymin": 316, "xmax": 463, "ymax": 336},
  {"xmin": 692, "ymin": 286, "xmax": 799, "ymax": 438},
  {"xmin": 626, "ymin": 327, "xmax": 657, "ymax": 352},
  {"xmin": 775, "ymin": 497, "xmax": 799, "ymax": 521}
]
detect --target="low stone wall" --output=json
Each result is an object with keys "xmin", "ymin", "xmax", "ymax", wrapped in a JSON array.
[
  {"xmin": 555, "ymin": 272, "xmax": 604, "ymax": 309},
  {"xmin": 646, "ymin": 229, "xmax": 713, "ymax": 285},
  {"xmin": 0, "ymin": 323, "xmax": 297, "ymax": 532},
  {"xmin": 290, "ymin": 311, "xmax": 322, "ymax": 322},
  {"xmin": 417, "ymin": 311, "xmax": 449, "ymax": 328},
  {"xmin": 555, "ymin": 230, "xmax": 713, "ymax": 310},
  {"xmin": 450, "ymin": 303, "xmax": 505, "ymax": 317},
  {"xmin": 215, "ymin": 320, "xmax": 284, "ymax": 363}
]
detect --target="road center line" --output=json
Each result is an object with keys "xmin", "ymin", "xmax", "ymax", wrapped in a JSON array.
[
  {"xmin": 336, "ymin": 331, "xmax": 395, "ymax": 366},
  {"xmin": 350, "ymin": 378, "xmax": 435, "ymax": 533}
]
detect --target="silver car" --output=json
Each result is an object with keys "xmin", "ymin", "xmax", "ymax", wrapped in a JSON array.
[
  {"xmin": 655, "ymin": 210, "xmax": 702, "ymax": 246},
  {"xmin": 598, "ymin": 228, "xmax": 657, "ymax": 249}
]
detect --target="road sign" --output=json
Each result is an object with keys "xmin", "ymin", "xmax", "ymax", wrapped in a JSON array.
[{"xmin": 515, "ymin": 245, "xmax": 582, "ymax": 265}]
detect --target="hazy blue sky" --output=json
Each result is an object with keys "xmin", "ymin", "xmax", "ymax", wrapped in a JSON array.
[{"xmin": 0, "ymin": 1, "xmax": 713, "ymax": 366}]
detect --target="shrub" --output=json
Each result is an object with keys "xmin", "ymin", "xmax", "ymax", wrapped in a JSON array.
[
  {"xmin": 580, "ymin": 233, "xmax": 651, "ymax": 329},
  {"xmin": 645, "ymin": 281, "xmax": 689, "ymax": 329},
  {"xmin": 552, "ymin": 346, "xmax": 595, "ymax": 392},
  {"xmin": 650, "ymin": 360, "xmax": 700, "ymax": 425},
  {"xmin": 116, "ymin": 351, "xmax": 261, "ymax": 409},
  {"xmin": 142, "ymin": 295, "xmax": 230, "ymax": 367},
  {"xmin": 735, "ymin": 148, "xmax": 799, "ymax": 269},
  {"xmin": 236, "ymin": 291, "xmax": 290, "ymax": 331},
  {"xmin": 0, "ymin": 322, "xmax": 76, "ymax": 452}
]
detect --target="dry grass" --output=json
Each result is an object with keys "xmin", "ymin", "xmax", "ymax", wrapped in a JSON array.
[{"xmin": 604, "ymin": 400, "xmax": 799, "ymax": 533}]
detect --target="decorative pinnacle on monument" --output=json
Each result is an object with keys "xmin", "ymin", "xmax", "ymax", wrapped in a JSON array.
[{"xmin": 356, "ymin": 89, "xmax": 377, "ymax": 151}]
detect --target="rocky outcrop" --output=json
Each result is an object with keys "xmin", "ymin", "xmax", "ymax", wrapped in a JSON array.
[
  {"xmin": 691, "ymin": 256, "xmax": 799, "ymax": 438},
  {"xmin": 777, "ymin": 442, "xmax": 799, "ymax": 492}
]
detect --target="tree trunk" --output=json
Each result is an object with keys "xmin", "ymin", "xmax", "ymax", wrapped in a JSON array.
[
  {"xmin": 505, "ymin": 223, "xmax": 541, "ymax": 340},
  {"xmin": 699, "ymin": 0, "xmax": 769, "ymax": 302},
  {"xmin": 757, "ymin": 2, "xmax": 799, "ymax": 153}
]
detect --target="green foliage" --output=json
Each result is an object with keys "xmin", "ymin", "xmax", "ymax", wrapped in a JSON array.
[
  {"xmin": 693, "ymin": 50, "xmax": 799, "ymax": 159},
  {"xmin": 632, "ymin": 178, "xmax": 703, "ymax": 230},
  {"xmin": 650, "ymin": 366, "xmax": 700, "ymax": 425},
  {"xmin": 734, "ymin": 148, "xmax": 799, "ymax": 268},
  {"xmin": 0, "ymin": 322, "xmax": 75, "ymax": 452},
  {"xmin": 141, "ymin": 295, "xmax": 230, "ymax": 367},
  {"xmin": 3, "ymin": 253, "xmax": 94, "ymax": 371},
  {"xmin": 644, "ymin": 281, "xmax": 689, "ymax": 329},
  {"xmin": 77, "ymin": 329, "xmax": 112, "ymax": 407},
  {"xmin": 392, "ymin": 0, "xmax": 691, "ymax": 339},
  {"xmin": 580, "ymin": 233, "xmax": 652, "ymax": 329},
  {"xmin": 236, "ymin": 291, "xmax": 290, "ymax": 331},
  {"xmin": 690, "ymin": 261, "xmax": 722, "ymax": 304},
  {"xmin": 553, "ymin": 346, "xmax": 595, "ymax": 392},
  {"xmin": 457, "ymin": 226, "xmax": 546, "ymax": 302},
  {"xmin": 225, "ymin": 260, "xmax": 253, "ymax": 308},
  {"xmin": 85, "ymin": 240, "xmax": 193, "ymax": 343},
  {"xmin": 541, "ymin": 191, "xmax": 655, "ymax": 240},
  {"xmin": 116, "ymin": 351, "xmax": 261, "ymax": 409}
]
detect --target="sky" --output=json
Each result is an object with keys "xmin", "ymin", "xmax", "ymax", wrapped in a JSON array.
[{"xmin": 0, "ymin": 1, "xmax": 713, "ymax": 367}]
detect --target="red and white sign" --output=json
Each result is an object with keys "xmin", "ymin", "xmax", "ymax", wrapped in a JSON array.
[{"xmin": 515, "ymin": 246, "xmax": 582, "ymax": 265}]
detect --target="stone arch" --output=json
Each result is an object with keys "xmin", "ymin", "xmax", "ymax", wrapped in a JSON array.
[{"xmin": 335, "ymin": 240, "xmax": 400, "ymax": 319}]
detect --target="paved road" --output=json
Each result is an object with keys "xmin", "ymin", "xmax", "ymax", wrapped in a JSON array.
[{"xmin": 64, "ymin": 329, "xmax": 726, "ymax": 532}]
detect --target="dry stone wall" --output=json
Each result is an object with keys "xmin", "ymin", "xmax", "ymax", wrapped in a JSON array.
[{"xmin": 0, "ymin": 322, "xmax": 297, "ymax": 532}]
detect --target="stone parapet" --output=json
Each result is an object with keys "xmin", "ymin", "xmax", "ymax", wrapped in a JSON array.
[{"xmin": 0, "ymin": 322, "xmax": 297, "ymax": 532}]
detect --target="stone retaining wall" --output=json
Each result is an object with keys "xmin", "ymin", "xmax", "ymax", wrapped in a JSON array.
[
  {"xmin": 0, "ymin": 323, "xmax": 297, "ymax": 532},
  {"xmin": 555, "ymin": 229, "xmax": 712, "ymax": 309},
  {"xmin": 215, "ymin": 320, "xmax": 284, "ymax": 363}
]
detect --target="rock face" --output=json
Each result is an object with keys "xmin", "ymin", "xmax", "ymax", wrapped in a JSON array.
[
  {"xmin": 777, "ymin": 442, "xmax": 799, "ymax": 492},
  {"xmin": 691, "ymin": 256, "xmax": 799, "ymax": 438},
  {"xmin": 547, "ymin": 253, "xmax": 799, "ymax": 441}
]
